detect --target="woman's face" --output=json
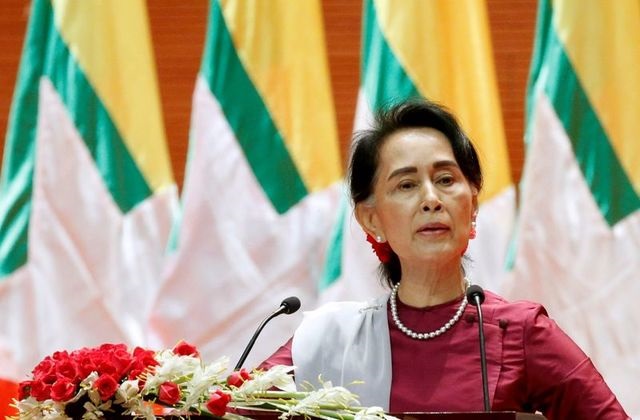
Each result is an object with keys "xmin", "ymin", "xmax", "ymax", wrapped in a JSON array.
[{"xmin": 356, "ymin": 127, "xmax": 478, "ymax": 264}]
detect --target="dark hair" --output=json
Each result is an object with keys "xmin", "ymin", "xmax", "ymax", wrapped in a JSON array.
[{"xmin": 348, "ymin": 98, "xmax": 483, "ymax": 287}]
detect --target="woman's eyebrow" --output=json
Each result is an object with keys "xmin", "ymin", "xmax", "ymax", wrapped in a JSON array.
[
  {"xmin": 433, "ymin": 159, "xmax": 459, "ymax": 170},
  {"xmin": 387, "ymin": 160, "xmax": 460, "ymax": 181},
  {"xmin": 387, "ymin": 166, "xmax": 417, "ymax": 181}
]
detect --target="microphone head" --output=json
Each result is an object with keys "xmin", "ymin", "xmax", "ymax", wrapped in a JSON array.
[
  {"xmin": 280, "ymin": 296, "xmax": 301, "ymax": 314},
  {"xmin": 466, "ymin": 284, "xmax": 485, "ymax": 304}
]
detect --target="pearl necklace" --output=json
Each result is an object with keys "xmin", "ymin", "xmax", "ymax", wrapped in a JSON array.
[{"xmin": 390, "ymin": 279, "xmax": 470, "ymax": 340}]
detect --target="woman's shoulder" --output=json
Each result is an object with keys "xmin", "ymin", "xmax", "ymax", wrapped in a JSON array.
[
  {"xmin": 297, "ymin": 295, "xmax": 389, "ymax": 334},
  {"xmin": 479, "ymin": 290, "xmax": 581, "ymax": 358},
  {"xmin": 483, "ymin": 289, "xmax": 545, "ymax": 309},
  {"xmin": 481, "ymin": 289, "xmax": 550, "ymax": 326},
  {"xmin": 305, "ymin": 295, "xmax": 388, "ymax": 317}
]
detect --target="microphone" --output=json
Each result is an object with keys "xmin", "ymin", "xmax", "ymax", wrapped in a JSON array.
[
  {"xmin": 234, "ymin": 296, "xmax": 301, "ymax": 370},
  {"xmin": 466, "ymin": 284, "xmax": 490, "ymax": 412}
]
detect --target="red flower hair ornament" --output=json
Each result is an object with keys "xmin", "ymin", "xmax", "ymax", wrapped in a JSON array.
[{"xmin": 366, "ymin": 233, "xmax": 393, "ymax": 263}]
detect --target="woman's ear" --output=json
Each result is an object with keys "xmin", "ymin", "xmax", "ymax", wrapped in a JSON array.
[
  {"xmin": 355, "ymin": 202, "xmax": 380, "ymax": 238},
  {"xmin": 471, "ymin": 186, "xmax": 479, "ymax": 216}
]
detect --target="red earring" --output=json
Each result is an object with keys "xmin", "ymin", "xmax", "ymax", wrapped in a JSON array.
[
  {"xmin": 366, "ymin": 233, "xmax": 393, "ymax": 263},
  {"xmin": 469, "ymin": 221, "xmax": 477, "ymax": 239}
]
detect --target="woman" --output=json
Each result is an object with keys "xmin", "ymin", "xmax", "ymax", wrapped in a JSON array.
[{"xmin": 261, "ymin": 99, "xmax": 628, "ymax": 419}]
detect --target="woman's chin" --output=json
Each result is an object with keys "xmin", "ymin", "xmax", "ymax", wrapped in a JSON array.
[{"xmin": 411, "ymin": 245, "xmax": 463, "ymax": 263}]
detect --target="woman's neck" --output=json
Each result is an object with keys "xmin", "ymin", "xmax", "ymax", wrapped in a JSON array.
[{"xmin": 396, "ymin": 262, "xmax": 466, "ymax": 308}]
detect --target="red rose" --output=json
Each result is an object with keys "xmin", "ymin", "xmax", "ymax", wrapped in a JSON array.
[
  {"xmin": 206, "ymin": 389, "xmax": 231, "ymax": 416},
  {"xmin": 133, "ymin": 347, "xmax": 158, "ymax": 368},
  {"xmin": 98, "ymin": 343, "xmax": 128, "ymax": 353},
  {"xmin": 94, "ymin": 374, "xmax": 119, "ymax": 401},
  {"xmin": 32, "ymin": 358, "xmax": 56, "ymax": 384},
  {"xmin": 95, "ymin": 357, "xmax": 118, "ymax": 377},
  {"xmin": 29, "ymin": 380, "xmax": 51, "ymax": 401},
  {"xmin": 172, "ymin": 340, "xmax": 199, "ymax": 357},
  {"xmin": 17, "ymin": 381, "xmax": 31, "ymax": 400},
  {"xmin": 227, "ymin": 368, "xmax": 252, "ymax": 388},
  {"xmin": 128, "ymin": 367, "xmax": 143, "ymax": 382},
  {"xmin": 73, "ymin": 351, "xmax": 98, "ymax": 378},
  {"xmin": 55, "ymin": 358, "xmax": 79, "ymax": 383},
  {"xmin": 158, "ymin": 381, "xmax": 181, "ymax": 405},
  {"xmin": 130, "ymin": 347, "xmax": 159, "ymax": 380},
  {"xmin": 51, "ymin": 350, "xmax": 71, "ymax": 362},
  {"xmin": 50, "ymin": 378, "xmax": 77, "ymax": 402},
  {"xmin": 109, "ymin": 347, "xmax": 134, "ymax": 379}
]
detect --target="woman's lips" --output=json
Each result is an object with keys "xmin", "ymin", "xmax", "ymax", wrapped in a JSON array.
[
  {"xmin": 417, "ymin": 222, "xmax": 450, "ymax": 234},
  {"xmin": 418, "ymin": 222, "xmax": 450, "ymax": 237}
]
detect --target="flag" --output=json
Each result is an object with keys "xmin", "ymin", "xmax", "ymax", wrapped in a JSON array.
[
  {"xmin": 148, "ymin": 0, "xmax": 342, "ymax": 369},
  {"xmin": 320, "ymin": 0, "xmax": 514, "ymax": 301},
  {"xmin": 0, "ymin": 0, "xmax": 177, "ymax": 384},
  {"xmin": 507, "ymin": 0, "xmax": 640, "ymax": 415}
]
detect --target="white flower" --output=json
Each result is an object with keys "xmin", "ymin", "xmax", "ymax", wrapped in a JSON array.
[
  {"xmin": 286, "ymin": 381, "xmax": 359, "ymax": 416},
  {"xmin": 79, "ymin": 372, "xmax": 98, "ymax": 390},
  {"xmin": 355, "ymin": 406, "xmax": 400, "ymax": 420},
  {"xmin": 113, "ymin": 379, "xmax": 154, "ymax": 419},
  {"xmin": 82, "ymin": 397, "xmax": 112, "ymax": 420},
  {"xmin": 236, "ymin": 365, "xmax": 296, "ymax": 395},
  {"xmin": 180, "ymin": 356, "xmax": 229, "ymax": 408},
  {"xmin": 142, "ymin": 350, "xmax": 201, "ymax": 391},
  {"xmin": 15, "ymin": 397, "xmax": 69, "ymax": 420},
  {"xmin": 114, "ymin": 379, "xmax": 140, "ymax": 404}
]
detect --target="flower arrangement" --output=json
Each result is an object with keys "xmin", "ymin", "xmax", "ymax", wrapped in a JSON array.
[{"xmin": 13, "ymin": 341, "xmax": 396, "ymax": 420}]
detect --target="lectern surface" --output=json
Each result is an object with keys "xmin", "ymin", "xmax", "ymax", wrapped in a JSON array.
[
  {"xmin": 394, "ymin": 412, "xmax": 545, "ymax": 420},
  {"xmin": 161, "ymin": 412, "xmax": 546, "ymax": 420}
]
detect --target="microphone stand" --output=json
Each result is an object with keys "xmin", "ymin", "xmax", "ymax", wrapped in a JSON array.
[
  {"xmin": 234, "ymin": 296, "xmax": 301, "ymax": 371},
  {"xmin": 234, "ymin": 309, "xmax": 284, "ymax": 371},
  {"xmin": 475, "ymin": 299, "xmax": 490, "ymax": 411},
  {"xmin": 467, "ymin": 285, "xmax": 490, "ymax": 412}
]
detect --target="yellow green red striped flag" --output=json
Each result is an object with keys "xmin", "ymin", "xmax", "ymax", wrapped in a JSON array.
[
  {"xmin": 508, "ymin": 0, "xmax": 639, "ymax": 415},
  {"xmin": 149, "ymin": 0, "xmax": 342, "ymax": 368},
  {"xmin": 0, "ymin": 0, "xmax": 177, "ymax": 383},
  {"xmin": 320, "ymin": 0, "xmax": 513, "ymax": 301}
]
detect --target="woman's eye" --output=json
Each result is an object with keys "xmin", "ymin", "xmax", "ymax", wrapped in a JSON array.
[
  {"xmin": 398, "ymin": 181, "xmax": 416, "ymax": 190},
  {"xmin": 437, "ymin": 176, "xmax": 454, "ymax": 186}
]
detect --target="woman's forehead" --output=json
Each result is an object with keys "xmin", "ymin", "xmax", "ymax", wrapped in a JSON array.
[{"xmin": 379, "ymin": 128, "xmax": 455, "ymax": 167}]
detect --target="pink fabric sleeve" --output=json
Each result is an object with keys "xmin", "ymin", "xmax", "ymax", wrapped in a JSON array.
[{"xmin": 255, "ymin": 337, "xmax": 293, "ymax": 371}]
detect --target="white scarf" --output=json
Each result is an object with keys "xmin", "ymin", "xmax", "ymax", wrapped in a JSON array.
[{"xmin": 291, "ymin": 295, "xmax": 392, "ymax": 409}]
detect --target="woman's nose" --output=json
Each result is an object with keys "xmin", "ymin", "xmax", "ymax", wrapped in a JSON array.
[{"xmin": 421, "ymin": 185, "xmax": 443, "ymax": 212}]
